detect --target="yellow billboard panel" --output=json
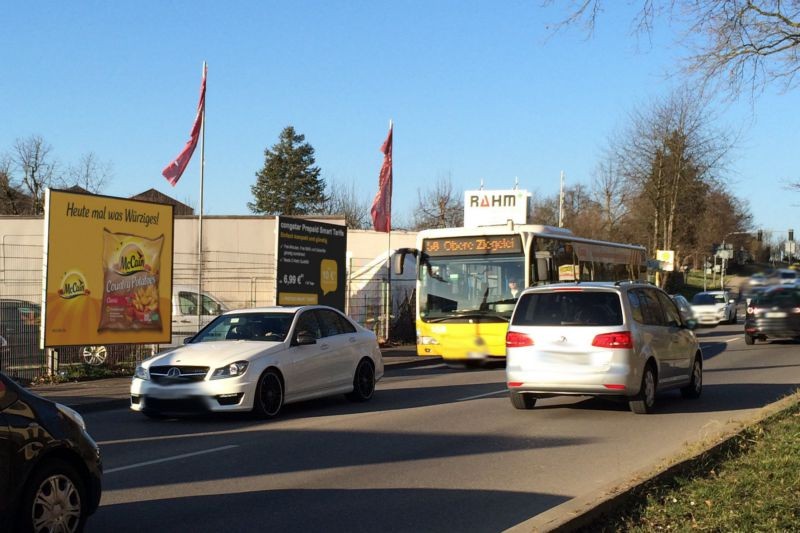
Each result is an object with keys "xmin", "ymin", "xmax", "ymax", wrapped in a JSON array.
[{"xmin": 42, "ymin": 190, "xmax": 174, "ymax": 347}]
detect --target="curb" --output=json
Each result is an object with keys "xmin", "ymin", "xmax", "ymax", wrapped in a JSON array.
[
  {"xmin": 383, "ymin": 355, "xmax": 442, "ymax": 370},
  {"xmin": 505, "ymin": 389, "xmax": 800, "ymax": 532}
]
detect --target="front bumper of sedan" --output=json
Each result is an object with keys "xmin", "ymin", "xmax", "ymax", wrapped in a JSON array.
[{"xmin": 130, "ymin": 376, "xmax": 256, "ymax": 414}]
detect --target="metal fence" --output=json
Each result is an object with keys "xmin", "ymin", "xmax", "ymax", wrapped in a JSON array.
[{"xmin": 0, "ymin": 243, "xmax": 415, "ymax": 382}]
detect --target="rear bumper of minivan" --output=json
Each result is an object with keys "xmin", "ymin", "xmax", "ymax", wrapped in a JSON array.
[{"xmin": 506, "ymin": 360, "xmax": 641, "ymax": 395}]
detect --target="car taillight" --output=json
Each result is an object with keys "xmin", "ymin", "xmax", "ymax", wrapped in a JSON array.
[
  {"xmin": 591, "ymin": 331, "xmax": 633, "ymax": 349},
  {"xmin": 746, "ymin": 306, "xmax": 754, "ymax": 314},
  {"xmin": 506, "ymin": 331, "xmax": 533, "ymax": 348}
]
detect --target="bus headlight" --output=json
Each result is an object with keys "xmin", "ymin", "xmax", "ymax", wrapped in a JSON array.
[{"xmin": 418, "ymin": 336, "xmax": 439, "ymax": 345}]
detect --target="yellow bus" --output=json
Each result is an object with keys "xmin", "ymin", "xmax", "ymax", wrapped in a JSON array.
[{"xmin": 395, "ymin": 224, "xmax": 647, "ymax": 365}]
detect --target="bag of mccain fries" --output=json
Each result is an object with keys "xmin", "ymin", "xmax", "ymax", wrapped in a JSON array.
[{"xmin": 98, "ymin": 229, "xmax": 164, "ymax": 331}]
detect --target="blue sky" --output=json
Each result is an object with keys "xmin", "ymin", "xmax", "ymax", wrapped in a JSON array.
[{"xmin": 2, "ymin": 1, "xmax": 798, "ymax": 239}]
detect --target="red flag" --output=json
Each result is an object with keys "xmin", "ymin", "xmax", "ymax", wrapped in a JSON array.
[
  {"xmin": 370, "ymin": 122, "xmax": 393, "ymax": 232},
  {"xmin": 162, "ymin": 64, "xmax": 207, "ymax": 186}
]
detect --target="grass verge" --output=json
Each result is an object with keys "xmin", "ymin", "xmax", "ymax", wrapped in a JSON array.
[{"xmin": 579, "ymin": 394, "xmax": 800, "ymax": 531}]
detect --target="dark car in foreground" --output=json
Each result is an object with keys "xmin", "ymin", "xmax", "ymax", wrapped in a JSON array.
[
  {"xmin": 744, "ymin": 285, "xmax": 800, "ymax": 345},
  {"xmin": 1, "ymin": 371, "xmax": 102, "ymax": 532}
]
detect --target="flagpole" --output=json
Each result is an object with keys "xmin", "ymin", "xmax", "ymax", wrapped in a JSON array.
[
  {"xmin": 386, "ymin": 119, "xmax": 392, "ymax": 344},
  {"xmin": 197, "ymin": 61, "xmax": 206, "ymax": 326}
]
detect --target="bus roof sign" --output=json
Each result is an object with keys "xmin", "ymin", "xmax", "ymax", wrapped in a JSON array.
[{"xmin": 464, "ymin": 189, "xmax": 530, "ymax": 227}]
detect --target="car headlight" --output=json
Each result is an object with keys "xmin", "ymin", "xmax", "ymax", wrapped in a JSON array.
[
  {"xmin": 211, "ymin": 361, "xmax": 249, "ymax": 379},
  {"xmin": 134, "ymin": 364, "xmax": 150, "ymax": 381},
  {"xmin": 418, "ymin": 336, "xmax": 439, "ymax": 345},
  {"xmin": 57, "ymin": 403, "xmax": 86, "ymax": 431}
]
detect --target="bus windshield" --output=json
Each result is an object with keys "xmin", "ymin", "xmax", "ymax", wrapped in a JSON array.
[{"xmin": 419, "ymin": 254, "xmax": 524, "ymax": 322}]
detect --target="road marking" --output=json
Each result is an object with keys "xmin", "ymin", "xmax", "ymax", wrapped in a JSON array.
[
  {"xmin": 727, "ymin": 337, "xmax": 741, "ymax": 343},
  {"xmin": 403, "ymin": 363, "xmax": 447, "ymax": 370},
  {"xmin": 457, "ymin": 389, "xmax": 508, "ymax": 402},
  {"xmin": 105, "ymin": 445, "xmax": 239, "ymax": 474}
]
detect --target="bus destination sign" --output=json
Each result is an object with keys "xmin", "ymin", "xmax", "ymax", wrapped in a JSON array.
[{"xmin": 422, "ymin": 235, "xmax": 522, "ymax": 256}]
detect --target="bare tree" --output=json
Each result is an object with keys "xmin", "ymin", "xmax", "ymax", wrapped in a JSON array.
[
  {"xmin": 611, "ymin": 89, "xmax": 737, "ymax": 272},
  {"xmin": 546, "ymin": 1, "xmax": 800, "ymax": 97},
  {"xmin": 0, "ymin": 157, "xmax": 23, "ymax": 215},
  {"xmin": 530, "ymin": 185, "xmax": 606, "ymax": 238},
  {"xmin": 591, "ymin": 156, "xmax": 633, "ymax": 241},
  {"xmin": 10, "ymin": 135, "xmax": 59, "ymax": 215},
  {"xmin": 411, "ymin": 173, "xmax": 464, "ymax": 230},
  {"xmin": 65, "ymin": 152, "xmax": 113, "ymax": 193},
  {"xmin": 321, "ymin": 178, "xmax": 370, "ymax": 229}
]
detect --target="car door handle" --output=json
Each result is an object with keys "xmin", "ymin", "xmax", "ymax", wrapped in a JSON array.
[
  {"xmin": 320, "ymin": 343, "xmax": 330, "ymax": 350},
  {"xmin": 348, "ymin": 337, "xmax": 357, "ymax": 343}
]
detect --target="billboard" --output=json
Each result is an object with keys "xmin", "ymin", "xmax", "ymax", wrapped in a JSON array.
[
  {"xmin": 276, "ymin": 217, "xmax": 346, "ymax": 311},
  {"xmin": 656, "ymin": 250, "xmax": 675, "ymax": 272},
  {"xmin": 42, "ymin": 190, "xmax": 174, "ymax": 347}
]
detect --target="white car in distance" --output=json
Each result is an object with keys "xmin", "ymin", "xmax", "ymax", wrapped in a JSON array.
[
  {"xmin": 690, "ymin": 290, "xmax": 737, "ymax": 326},
  {"xmin": 131, "ymin": 305, "xmax": 384, "ymax": 418}
]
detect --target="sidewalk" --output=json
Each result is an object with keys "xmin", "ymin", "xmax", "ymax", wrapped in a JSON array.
[{"xmin": 27, "ymin": 345, "xmax": 440, "ymax": 414}]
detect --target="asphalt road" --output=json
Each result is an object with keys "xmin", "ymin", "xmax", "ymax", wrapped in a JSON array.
[{"xmin": 83, "ymin": 320, "xmax": 800, "ymax": 533}]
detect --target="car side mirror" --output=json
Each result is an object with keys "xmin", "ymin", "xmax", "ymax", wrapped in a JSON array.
[
  {"xmin": 295, "ymin": 331, "xmax": 316, "ymax": 346},
  {"xmin": 684, "ymin": 318, "xmax": 698, "ymax": 330}
]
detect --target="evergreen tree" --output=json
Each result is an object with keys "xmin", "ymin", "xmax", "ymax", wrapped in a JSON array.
[{"xmin": 249, "ymin": 126, "xmax": 326, "ymax": 215}]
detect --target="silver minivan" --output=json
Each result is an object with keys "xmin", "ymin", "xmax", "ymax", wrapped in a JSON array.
[{"xmin": 506, "ymin": 282, "xmax": 702, "ymax": 414}]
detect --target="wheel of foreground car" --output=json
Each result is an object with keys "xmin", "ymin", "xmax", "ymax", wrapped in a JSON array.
[
  {"xmin": 19, "ymin": 458, "xmax": 86, "ymax": 533},
  {"xmin": 629, "ymin": 364, "xmax": 657, "ymax": 414},
  {"xmin": 681, "ymin": 356, "xmax": 703, "ymax": 399},
  {"xmin": 253, "ymin": 369, "xmax": 283, "ymax": 418},
  {"xmin": 82, "ymin": 345, "xmax": 108, "ymax": 366},
  {"xmin": 510, "ymin": 391, "xmax": 536, "ymax": 410},
  {"xmin": 346, "ymin": 358, "xmax": 375, "ymax": 402},
  {"xmin": 744, "ymin": 333, "xmax": 755, "ymax": 345}
]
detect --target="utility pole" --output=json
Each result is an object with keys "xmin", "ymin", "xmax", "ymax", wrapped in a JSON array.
[{"xmin": 558, "ymin": 171, "xmax": 565, "ymax": 228}]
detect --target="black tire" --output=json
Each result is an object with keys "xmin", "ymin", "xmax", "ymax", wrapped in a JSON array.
[
  {"xmin": 629, "ymin": 364, "xmax": 657, "ymax": 414},
  {"xmin": 18, "ymin": 458, "xmax": 87, "ymax": 533},
  {"xmin": 253, "ymin": 369, "xmax": 283, "ymax": 418},
  {"xmin": 346, "ymin": 358, "xmax": 376, "ymax": 402},
  {"xmin": 744, "ymin": 333, "xmax": 755, "ymax": 345},
  {"xmin": 510, "ymin": 391, "xmax": 536, "ymax": 410},
  {"xmin": 681, "ymin": 355, "xmax": 703, "ymax": 399}
]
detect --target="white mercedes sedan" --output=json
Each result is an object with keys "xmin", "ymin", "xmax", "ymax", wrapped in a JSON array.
[{"xmin": 131, "ymin": 305, "xmax": 383, "ymax": 418}]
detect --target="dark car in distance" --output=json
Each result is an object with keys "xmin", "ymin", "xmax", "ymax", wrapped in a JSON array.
[
  {"xmin": 0, "ymin": 371, "xmax": 102, "ymax": 531},
  {"xmin": 744, "ymin": 285, "xmax": 800, "ymax": 345}
]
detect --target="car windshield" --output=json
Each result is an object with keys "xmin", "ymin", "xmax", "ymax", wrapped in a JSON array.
[
  {"xmin": 190, "ymin": 312, "xmax": 295, "ymax": 343},
  {"xmin": 512, "ymin": 291, "xmax": 623, "ymax": 326},
  {"xmin": 691, "ymin": 294, "xmax": 717, "ymax": 306},
  {"xmin": 781, "ymin": 272, "xmax": 797, "ymax": 280}
]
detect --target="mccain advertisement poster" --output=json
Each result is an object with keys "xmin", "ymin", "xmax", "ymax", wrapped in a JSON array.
[
  {"xmin": 42, "ymin": 189, "xmax": 174, "ymax": 347},
  {"xmin": 276, "ymin": 216, "xmax": 346, "ymax": 311}
]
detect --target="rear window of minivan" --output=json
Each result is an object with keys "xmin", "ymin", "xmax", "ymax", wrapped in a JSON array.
[
  {"xmin": 753, "ymin": 289, "xmax": 800, "ymax": 307},
  {"xmin": 512, "ymin": 291, "xmax": 623, "ymax": 326}
]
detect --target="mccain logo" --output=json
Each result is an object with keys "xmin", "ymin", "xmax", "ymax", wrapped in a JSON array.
[
  {"xmin": 58, "ymin": 271, "xmax": 90, "ymax": 299},
  {"xmin": 116, "ymin": 244, "xmax": 147, "ymax": 276}
]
